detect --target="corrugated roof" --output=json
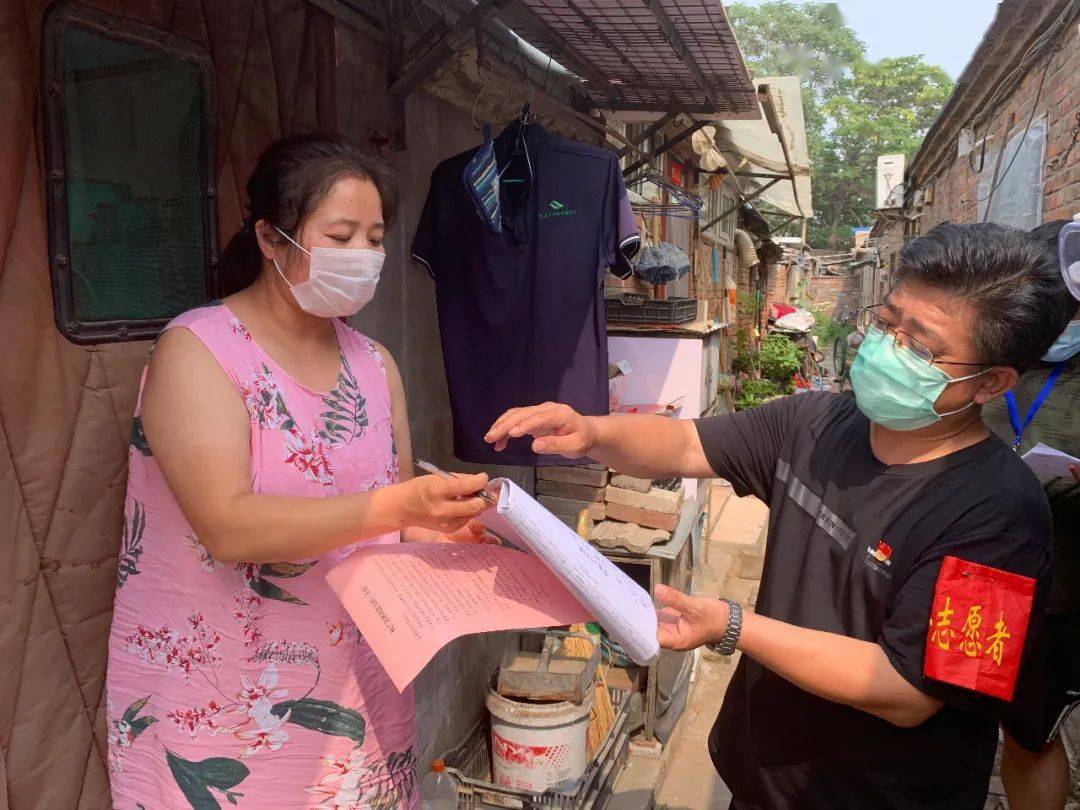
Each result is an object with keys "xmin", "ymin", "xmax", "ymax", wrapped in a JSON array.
[{"xmin": 501, "ymin": 0, "xmax": 759, "ymax": 118}]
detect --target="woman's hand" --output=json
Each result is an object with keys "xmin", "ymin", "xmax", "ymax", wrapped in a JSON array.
[
  {"xmin": 402, "ymin": 521, "xmax": 496, "ymax": 543},
  {"xmin": 398, "ymin": 473, "xmax": 491, "ymax": 535},
  {"xmin": 485, "ymin": 403, "xmax": 597, "ymax": 457},
  {"xmin": 439, "ymin": 520, "xmax": 499, "ymax": 544},
  {"xmin": 655, "ymin": 585, "xmax": 730, "ymax": 651},
  {"xmin": 1070, "ymin": 464, "xmax": 1080, "ymax": 484}
]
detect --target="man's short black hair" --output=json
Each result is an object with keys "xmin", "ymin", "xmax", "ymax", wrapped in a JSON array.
[{"xmin": 895, "ymin": 222, "xmax": 1075, "ymax": 372}]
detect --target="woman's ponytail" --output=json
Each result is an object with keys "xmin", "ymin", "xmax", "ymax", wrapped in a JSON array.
[{"xmin": 218, "ymin": 217, "xmax": 263, "ymax": 297}]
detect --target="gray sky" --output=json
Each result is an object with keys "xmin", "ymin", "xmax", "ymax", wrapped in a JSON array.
[{"xmin": 736, "ymin": 1, "xmax": 1002, "ymax": 78}]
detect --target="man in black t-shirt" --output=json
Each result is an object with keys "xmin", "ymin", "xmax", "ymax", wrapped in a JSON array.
[{"xmin": 485, "ymin": 222, "xmax": 1077, "ymax": 809}]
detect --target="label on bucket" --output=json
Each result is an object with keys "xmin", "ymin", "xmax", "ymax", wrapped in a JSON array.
[{"xmin": 492, "ymin": 730, "xmax": 578, "ymax": 793}]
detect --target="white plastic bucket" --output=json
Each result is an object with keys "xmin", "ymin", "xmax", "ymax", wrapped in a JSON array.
[{"xmin": 486, "ymin": 686, "xmax": 594, "ymax": 794}]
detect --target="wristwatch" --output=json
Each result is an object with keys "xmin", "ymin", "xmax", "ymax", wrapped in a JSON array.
[{"xmin": 705, "ymin": 598, "xmax": 742, "ymax": 656}]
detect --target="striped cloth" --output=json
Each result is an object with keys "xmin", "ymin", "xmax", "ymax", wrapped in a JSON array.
[{"xmin": 463, "ymin": 124, "xmax": 502, "ymax": 234}]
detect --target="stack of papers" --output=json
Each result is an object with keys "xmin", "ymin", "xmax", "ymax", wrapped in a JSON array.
[
  {"xmin": 326, "ymin": 479, "xmax": 660, "ymax": 691},
  {"xmin": 1020, "ymin": 442, "xmax": 1080, "ymax": 478}
]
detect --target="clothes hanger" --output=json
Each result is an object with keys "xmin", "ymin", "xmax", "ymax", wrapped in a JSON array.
[{"xmin": 470, "ymin": 60, "xmax": 495, "ymax": 131}]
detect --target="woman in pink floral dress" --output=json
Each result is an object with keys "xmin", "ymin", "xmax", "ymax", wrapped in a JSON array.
[{"xmin": 106, "ymin": 136, "xmax": 491, "ymax": 809}]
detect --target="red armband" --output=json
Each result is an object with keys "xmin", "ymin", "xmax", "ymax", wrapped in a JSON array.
[{"xmin": 923, "ymin": 555, "xmax": 1036, "ymax": 701}]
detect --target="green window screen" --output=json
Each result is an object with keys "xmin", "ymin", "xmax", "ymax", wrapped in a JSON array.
[{"xmin": 45, "ymin": 6, "xmax": 215, "ymax": 343}]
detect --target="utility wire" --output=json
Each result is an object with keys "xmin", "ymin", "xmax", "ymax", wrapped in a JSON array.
[{"xmin": 979, "ymin": 49, "xmax": 1053, "ymax": 220}]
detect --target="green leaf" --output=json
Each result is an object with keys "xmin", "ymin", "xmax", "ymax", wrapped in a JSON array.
[
  {"xmin": 270, "ymin": 698, "xmax": 365, "ymax": 744},
  {"xmin": 129, "ymin": 716, "xmax": 158, "ymax": 738},
  {"xmin": 259, "ymin": 561, "xmax": 316, "ymax": 579},
  {"xmin": 361, "ymin": 748, "xmax": 419, "ymax": 808},
  {"xmin": 122, "ymin": 695, "xmax": 151, "ymax": 724},
  {"xmin": 118, "ymin": 502, "xmax": 146, "ymax": 588},
  {"xmin": 320, "ymin": 355, "xmax": 368, "ymax": 446},
  {"xmin": 249, "ymin": 576, "xmax": 307, "ymax": 605},
  {"xmin": 130, "ymin": 416, "xmax": 153, "ymax": 456},
  {"xmin": 166, "ymin": 750, "xmax": 250, "ymax": 810}
]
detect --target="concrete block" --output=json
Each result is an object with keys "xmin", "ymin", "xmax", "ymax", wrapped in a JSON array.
[
  {"xmin": 536, "ymin": 479, "xmax": 605, "ymax": 503},
  {"xmin": 710, "ymin": 495, "xmax": 768, "ymax": 557},
  {"xmin": 538, "ymin": 495, "xmax": 606, "ymax": 522},
  {"xmin": 628, "ymin": 737, "xmax": 663, "ymax": 759},
  {"xmin": 537, "ymin": 466, "xmax": 609, "ymax": 487},
  {"xmin": 610, "ymin": 473, "xmax": 652, "ymax": 493},
  {"xmin": 736, "ymin": 551, "xmax": 766, "ymax": 580},
  {"xmin": 605, "ymin": 485, "xmax": 683, "ymax": 514},
  {"xmin": 605, "ymin": 501, "xmax": 680, "ymax": 532},
  {"xmin": 590, "ymin": 520, "xmax": 670, "ymax": 553},
  {"xmin": 608, "ymin": 752, "xmax": 661, "ymax": 810},
  {"xmin": 724, "ymin": 577, "xmax": 758, "ymax": 608},
  {"xmin": 706, "ymin": 482, "xmax": 733, "ymax": 537},
  {"xmin": 694, "ymin": 549, "xmax": 734, "ymax": 598}
]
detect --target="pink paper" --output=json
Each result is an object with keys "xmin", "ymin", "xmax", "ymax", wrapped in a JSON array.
[{"xmin": 326, "ymin": 542, "xmax": 592, "ymax": 691}]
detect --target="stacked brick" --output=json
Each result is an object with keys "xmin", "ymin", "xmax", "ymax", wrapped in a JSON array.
[{"xmin": 537, "ymin": 466, "xmax": 684, "ymax": 554}]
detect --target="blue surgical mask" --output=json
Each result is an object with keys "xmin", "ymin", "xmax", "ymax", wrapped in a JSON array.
[
  {"xmin": 1042, "ymin": 320, "xmax": 1080, "ymax": 363},
  {"xmin": 850, "ymin": 326, "xmax": 988, "ymax": 431}
]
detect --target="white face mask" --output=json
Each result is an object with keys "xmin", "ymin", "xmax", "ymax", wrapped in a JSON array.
[{"xmin": 273, "ymin": 227, "xmax": 384, "ymax": 318}]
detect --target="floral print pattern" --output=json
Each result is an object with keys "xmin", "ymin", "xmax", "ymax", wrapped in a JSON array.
[
  {"xmin": 124, "ymin": 613, "xmax": 224, "ymax": 682},
  {"xmin": 285, "ymin": 426, "xmax": 335, "ymax": 487},
  {"xmin": 242, "ymin": 365, "xmax": 295, "ymax": 430},
  {"xmin": 186, "ymin": 534, "xmax": 217, "ymax": 573},
  {"xmin": 107, "ymin": 305, "xmax": 414, "ymax": 808},
  {"xmin": 320, "ymin": 354, "xmax": 369, "ymax": 448},
  {"xmin": 229, "ymin": 317, "xmax": 254, "ymax": 341}
]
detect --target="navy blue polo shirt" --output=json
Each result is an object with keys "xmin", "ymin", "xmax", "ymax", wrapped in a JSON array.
[{"xmin": 412, "ymin": 121, "xmax": 639, "ymax": 466}]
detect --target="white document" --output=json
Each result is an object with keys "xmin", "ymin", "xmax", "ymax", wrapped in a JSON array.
[
  {"xmin": 479, "ymin": 478, "xmax": 660, "ymax": 665},
  {"xmin": 1021, "ymin": 442, "xmax": 1080, "ymax": 479}
]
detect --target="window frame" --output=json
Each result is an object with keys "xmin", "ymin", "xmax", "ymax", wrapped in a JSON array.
[
  {"xmin": 702, "ymin": 182, "xmax": 736, "ymax": 247},
  {"xmin": 42, "ymin": 1, "xmax": 218, "ymax": 345}
]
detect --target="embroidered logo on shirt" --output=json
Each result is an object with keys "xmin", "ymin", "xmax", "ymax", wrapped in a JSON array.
[
  {"xmin": 863, "ymin": 539, "xmax": 894, "ymax": 579},
  {"xmin": 540, "ymin": 198, "xmax": 578, "ymax": 220},
  {"xmin": 923, "ymin": 556, "xmax": 1036, "ymax": 701},
  {"xmin": 869, "ymin": 540, "xmax": 892, "ymax": 566}
]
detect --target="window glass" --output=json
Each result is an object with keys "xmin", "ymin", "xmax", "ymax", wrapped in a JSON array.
[
  {"xmin": 976, "ymin": 119, "xmax": 1046, "ymax": 230},
  {"xmin": 45, "ymin": 6, "xmax": 215, "ymax": 342}
]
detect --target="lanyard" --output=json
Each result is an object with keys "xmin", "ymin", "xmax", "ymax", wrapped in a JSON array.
[{"xmin": 1005, "ymin": 362, "xmax": 1065, "ymax": 448}]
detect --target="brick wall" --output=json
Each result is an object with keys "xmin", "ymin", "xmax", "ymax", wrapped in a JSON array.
[
  {"xmin": 806, "ymin": 274, "xmax": 861, "ymax": 321},
  {"xmin": 915, "ymin": 20, "xmax": 1079, "ymax": 231},
  {"xmin": 766, "ymin": 262, "xmax": 788, "ymax": 307}
]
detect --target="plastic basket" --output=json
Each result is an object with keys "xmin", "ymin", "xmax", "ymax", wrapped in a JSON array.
[
  {"xmin": 439, "ymin": 687, "xmax": 632, "ymax": 809},
  {"xmin": 605, "ymin": 294, "xmax": 696, "ymax": 325}
]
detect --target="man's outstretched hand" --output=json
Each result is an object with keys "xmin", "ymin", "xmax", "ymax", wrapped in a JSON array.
[
  {"xmin": 655, "ymin": 584, "xmax": 731, "ymax": 651},
  {"xmin": 484, "ymin": 403, "xmax": 596, "ymax": 457}
]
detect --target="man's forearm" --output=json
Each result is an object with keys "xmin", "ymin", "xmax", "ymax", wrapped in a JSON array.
[
  {"xmin": 737, "ymin": 611, "xmax": 942, "ymax": 728},
  {"xmin": 586, "ymin": 414, "xmax": 715, "ymax": 479}
]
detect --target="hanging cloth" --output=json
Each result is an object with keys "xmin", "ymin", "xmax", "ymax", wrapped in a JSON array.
[{"xmin": 463, "ymin": 124, "xmax": 502, "ymax": 234}]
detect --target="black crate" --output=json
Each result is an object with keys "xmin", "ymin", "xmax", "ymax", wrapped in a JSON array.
[{"xmin": 605, "ymin": 294, "xmax": 697, "ymax": 325}]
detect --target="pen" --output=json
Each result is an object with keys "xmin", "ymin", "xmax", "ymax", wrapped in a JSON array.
[{"xmin": 415, "ymin": 459, "xmax": 498, "ymax": 505}]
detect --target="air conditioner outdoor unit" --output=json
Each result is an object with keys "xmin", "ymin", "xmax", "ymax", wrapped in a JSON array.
[{"xmin": 876, "ymin": 154, "xmax": 906, "ymax": 209}]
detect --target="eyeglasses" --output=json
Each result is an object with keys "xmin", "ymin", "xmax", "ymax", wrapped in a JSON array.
[{"xmin": 856, "ymin": 305, "xmax": 990, "ymax": 368}]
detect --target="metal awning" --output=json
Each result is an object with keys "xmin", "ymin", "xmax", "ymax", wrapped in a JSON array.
[
  {"xmin": 712, "ymin": 76, "xmax": 813, "ymax": 220},
  {"xmin": 497, "ymin": 0, "xmax": 759, "ymax": 117},
  {"xmin": 351, "ymin": 0, "xmax": 759, "ymax": 148}
]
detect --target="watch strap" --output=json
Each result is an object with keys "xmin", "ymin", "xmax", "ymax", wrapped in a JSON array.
[{"xmin": 706, "ymin": 598, "xmax": 742, "ymax": 656}]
